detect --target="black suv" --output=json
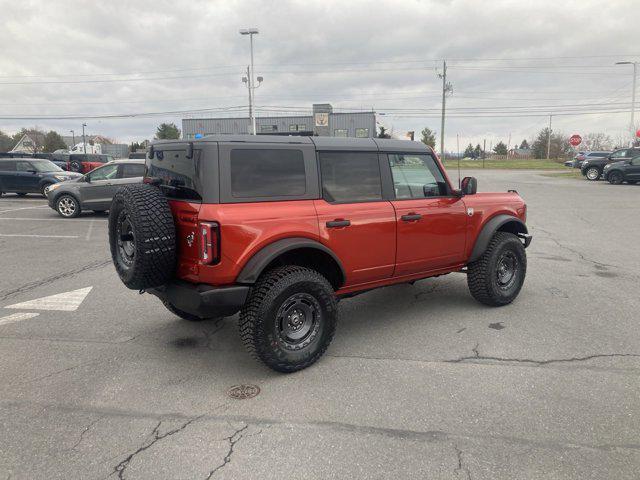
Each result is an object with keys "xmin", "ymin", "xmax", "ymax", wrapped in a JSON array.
[
  {"xmin": 603, "ymin": 155, "xmax": 640, "ymax": 184},
  {"xmin": 0, "ymin": 158, "xmax": 81, "ymax": 196},
  {"xmin": 581, "ymin": 147, "xmax": 640, "ymax": 180}
]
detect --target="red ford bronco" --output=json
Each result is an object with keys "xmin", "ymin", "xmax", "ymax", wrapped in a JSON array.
[{"xmin": 109, "ymin": 136, "xmax": 531, "ymax": 372}]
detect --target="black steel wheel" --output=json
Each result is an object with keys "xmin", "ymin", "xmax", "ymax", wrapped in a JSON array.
[
  {"xmin": 467, "ymin": 232, "xmax": 527, "ymax": 306},
  {"xmin": 239, "ymin": 265, "xmax": 337, "ymax": 373}
]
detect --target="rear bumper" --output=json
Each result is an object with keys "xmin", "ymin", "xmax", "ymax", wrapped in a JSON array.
[{"xmin": 147, "ymin": 281, "xmax": 250, "ymax": 319}]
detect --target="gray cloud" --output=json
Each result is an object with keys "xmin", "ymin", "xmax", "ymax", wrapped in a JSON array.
[{"xmin": 0, "ymin": 0, "xmax": 637, "ymax": 148}]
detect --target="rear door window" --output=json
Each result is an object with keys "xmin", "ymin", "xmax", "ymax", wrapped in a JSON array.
[
  {"xmin": 319, "ymin": 151, "xmax": 382, "ymax": 203},
  {"xmin": 230, "ymin": 149, "xmax": 306, "ymax": 198}
]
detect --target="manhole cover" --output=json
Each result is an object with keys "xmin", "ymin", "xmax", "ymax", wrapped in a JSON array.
[{"xmin": 227, "ymin": 384, "xmax": 260, "ymax": 400}]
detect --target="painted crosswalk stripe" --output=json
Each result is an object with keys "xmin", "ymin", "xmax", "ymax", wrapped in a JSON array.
[
  {"xmin": 0, "ymin": 234, "xmax": 79, "ymax": 238},
  {"xmin": 5, "ymin": 286, "xmax": 93, "ymax": 312},
  {"xmin": 0, "ymin": 312, "xmax": 40, "ymax": 326}
]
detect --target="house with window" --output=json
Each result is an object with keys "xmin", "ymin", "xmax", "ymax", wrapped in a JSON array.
[{"xmin": 182, "ymin": 104, "xmax": 376, "ymax": 139}]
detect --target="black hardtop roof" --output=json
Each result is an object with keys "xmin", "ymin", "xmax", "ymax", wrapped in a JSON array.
[{"xmin": 152, "ymin": 135, "xmax": 433, "ymax": 154}]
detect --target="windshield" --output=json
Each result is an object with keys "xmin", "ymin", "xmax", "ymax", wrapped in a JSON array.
[
  {"xmin": 147, "ymin": 148, "xmax": 202, "ymax": 201},
  {"xmin": 31, "ymin": 160, "xmax": 63, "ymax": 172}
]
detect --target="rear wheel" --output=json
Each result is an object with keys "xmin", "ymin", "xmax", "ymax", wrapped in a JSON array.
[
  {"xmin": 467, "ymin": 232, "xmax": 527, "ymax": 306},
  {"xmin": 585, "ymin": 167, "xmax": 601, "ymax": 181},
  {"xmin": 239, "ymin": 265, "xmax": 337, "ymax": 373},
  {"xmin": 608, "ymin": 171, "xmax": 624, "ymax": 185},
  {"xmin": 41, "ymin": 183, "xmax": 53, "ymax": 196},
  {"xmin": 55, "ymin": 194, "xmax": 81, "ymax": 218}
]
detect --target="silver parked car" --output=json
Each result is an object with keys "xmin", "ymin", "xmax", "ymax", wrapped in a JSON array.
[{"xmin": 45, "ymin": 160, "xmax": 145, "ymax": 218}]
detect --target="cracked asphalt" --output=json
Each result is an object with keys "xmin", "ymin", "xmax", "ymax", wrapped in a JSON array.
[{"xmin": 0, "ymin": 170, "xmax": 639, "ymax": 479}]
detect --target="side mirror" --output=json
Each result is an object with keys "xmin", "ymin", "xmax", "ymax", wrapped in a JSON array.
[{"xmin": 461, "ymin": 177, "xmax": 477, "ymax": 195}]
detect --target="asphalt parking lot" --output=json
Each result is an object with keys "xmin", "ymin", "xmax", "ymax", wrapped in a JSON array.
[{"xmin": 1, "ymin": 170, "xmax": 639, "ymax": 479}]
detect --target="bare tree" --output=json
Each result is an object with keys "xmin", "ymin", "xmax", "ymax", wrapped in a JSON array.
[{"xmin": 583, "ymin": 132, "xmax": 613, "ymax": 151}]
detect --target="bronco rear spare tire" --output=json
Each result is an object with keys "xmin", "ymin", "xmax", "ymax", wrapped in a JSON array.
[{"xmin": 109, "ymin": 184, "xmax": 176, "ymax": 290}]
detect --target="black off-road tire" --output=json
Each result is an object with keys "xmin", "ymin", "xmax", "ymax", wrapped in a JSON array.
[
  {"xmin": 108, "ymin": 184, "xmax": 176, "ymax": 290},
  {"xmin": 608, "ymin": 171, "xmax": 623, "ymax": 185},
  {"xmin": 239, "ymin": 265, "xmax": 338, "ymax": 373},
  {"xmin": 162, "ymin": 299, "xmax": 219, "ymax": 322},
  {"xmin": 69, "ymin": 160, "xmax": 82, "ymax": 173},
  {"xmin": 467, "ymin": 232, "xmax": 527, "ymax": 307}
]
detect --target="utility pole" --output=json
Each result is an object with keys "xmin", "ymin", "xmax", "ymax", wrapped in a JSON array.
[
  {"xmin": 615, "ymin": 61, "xmax": 637, "ymax": 143},
  {"xmin": 82, "ymin": 123, "xmax": 87, "ymax": 154},
  {"xmin": 546, "ymin": 114, "xmax": 552, "ymax": 160},
  {"xmin": 483, "ymin": 138, "xmax": 486, "ymax": 168},
  {"xmin": 240, "ymin": 28, "xmax": 261, "ymax": 135},
  {"xmin": 438, "ymin": 60, "xmax": 452, "ymax": 159},
  {"xmin": 242, "ymin": 66, "xmax": 253, "ymax": 133}
]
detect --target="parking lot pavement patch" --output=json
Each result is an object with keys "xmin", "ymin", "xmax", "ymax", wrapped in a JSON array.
[
  {"xmin": 227, "ymin": 385, "xmax": 260, "ymax": 400},
  {"xmin": 488, "ymin": 322, "xmax": 505, "ymax": 330},
  {"xmin": 5, "ymin": 286, "xmax": 92, "ymax": 311}
]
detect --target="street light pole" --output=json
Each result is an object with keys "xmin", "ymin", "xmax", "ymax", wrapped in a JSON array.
[
  {"xmin": 240, "ymin": 28, "xmax": 260, "ymax": 135},
  {"xmin": 81, "ymin": 123, "xmax": 87, "ymax": 154},
  {"xmin": 615, "ymin": 61, "xmax": 638, "ymax": 143}
]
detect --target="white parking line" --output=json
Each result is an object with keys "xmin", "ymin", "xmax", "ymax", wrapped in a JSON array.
[
  {"xmin": 0, "ymin": 205, "xmax": 49, "ymax": 214},
  {"xmin": 0, "ymin": 217, "xmax": 107, "ymax": 223},
  {"xmin": 85, "ymin": 219, "xmax": 95, "ymax": 240},
  {"xmin": 6, "ymin": 287, "xmax": 93, "ymax": 312},
  {"xmin": 0, "ymin": 312, "xmax": 40, "ymax": 326},
  {"xmin": 0, "ymin": 234, "xmax": 79, "ymax": 238}
]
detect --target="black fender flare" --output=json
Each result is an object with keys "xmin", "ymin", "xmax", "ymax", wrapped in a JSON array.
[
  {"xmin": 236, "ymin": 237, "xmax": 346, "ymax": 285},
  {"xmin": 469, "ymin": 214, "xmax": 529, "ymax": 263}
]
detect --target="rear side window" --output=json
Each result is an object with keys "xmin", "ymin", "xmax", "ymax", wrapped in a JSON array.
[
  {"xmin": 148, "ymin": 149, "xmax": 202, "ymax": 201},
  {"xmin": 230, "ymin": 149, "xmax": 306, "ymax": 198},
  {"xmin": 120, "ymin": 163, "xmax": 145, "ymax": 178},
  {"xmin": 319, "ymin": 151, "xmax": 382, "ymax": 203},
  {"xmin": 0, "ymin": 161, "xmax": 16, "ymax": 171}
]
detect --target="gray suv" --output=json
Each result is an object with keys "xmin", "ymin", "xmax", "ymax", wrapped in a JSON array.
[{"xmin": 46, "ymin": 160, "xmax": 145, "ymax": 218}]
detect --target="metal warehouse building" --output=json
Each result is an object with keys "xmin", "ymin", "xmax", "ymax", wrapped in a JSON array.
[{"xmin": 182, "ymin": 103, "xmax": 376, "ymax": 139}]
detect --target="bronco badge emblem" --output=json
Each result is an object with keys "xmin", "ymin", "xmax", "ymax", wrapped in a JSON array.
[{"xmin": 186, "ymin": 232, "xmax": 195, "ymax": 247}]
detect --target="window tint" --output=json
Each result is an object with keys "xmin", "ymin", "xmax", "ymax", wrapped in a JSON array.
[
  {"xmin": 88, "ymin": 164, "xmax": 118, "ymax": 181},
  {"xmin": 388, "ymin": 154, "xmax": 448, "ymax": 199},
  {"xmin": 0, "ymin": 161, "xmax": 16, "ymax": 171},
  {"xmin": 16, "ymin": 161, "xmax": 33, "ymax": 172},
  {"xmin": 120, "ymin": 163, "xmax": 145, "ymax": 178},
  {"xmin": 148, "ymin": 149, "xmax": 202, "ymax": 201},
  {"xmin": 230, "ymin": 149, "xmax": 306, "ymax": 198},
  {"xmin": 319, "ymin": 151, "xmax": 382, "ymax": 203}
]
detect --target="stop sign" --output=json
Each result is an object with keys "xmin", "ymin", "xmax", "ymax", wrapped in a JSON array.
[{"xmin": 569, "ymin": 134, "xmax": 582, "ymax": 146}]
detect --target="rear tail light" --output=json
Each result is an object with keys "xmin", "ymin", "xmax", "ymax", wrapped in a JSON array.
[{"xmin": 199, "ymin": 222, "xmax": 220, "ymax": 264}]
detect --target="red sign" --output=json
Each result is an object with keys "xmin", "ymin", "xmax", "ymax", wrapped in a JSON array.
[
  {"xmin": 636, "ymin": 129, "xmax": 640, "ymax": 138},
  {"xmin": 569, "ymin": 134, "xmax": 582, "ymax": 146}
]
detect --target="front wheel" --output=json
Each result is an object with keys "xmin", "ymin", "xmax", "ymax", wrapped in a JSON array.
[
  {"xmin": 239, "ymin": 266, "xmax": 337, "ymax": 373},
  {"xmin": 55, "ymin": 194, "xmax": 81, "ymax": 218},
  {"xmin": 467, "ymin": 232, "xmax": 527, "ymax": 306},
  {"xmin": 585, "ymin": 167, "xmax": 601, "ymax": 181}
]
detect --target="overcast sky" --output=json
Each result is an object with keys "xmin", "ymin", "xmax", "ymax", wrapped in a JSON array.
[{"xmin": 0, "ymin": 0, "xmax": 637, "ymax": 150}]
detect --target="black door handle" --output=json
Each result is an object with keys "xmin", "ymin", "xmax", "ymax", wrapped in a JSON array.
[
  {"xmin": 326, "ymin": 219, "xmax": 351, "ymax": 228},
  {"xmin": 401, "ymin": 213, "xmax": 422, "ymax": 222}
]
